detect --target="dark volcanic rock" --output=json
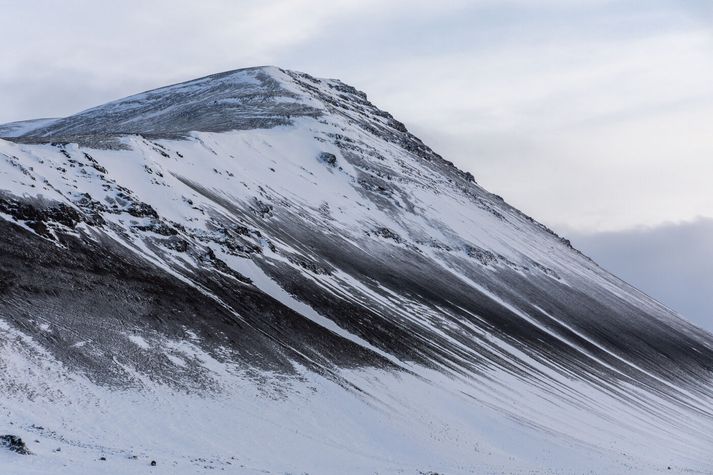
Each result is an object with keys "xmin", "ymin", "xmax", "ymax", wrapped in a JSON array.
[
  {"xmin": 0, "ymin": 435, "xmax": 31, "ymax": 455},
  {"xmin": 318, "ymin": 152, "xmax": 337, "ymax": 166}
]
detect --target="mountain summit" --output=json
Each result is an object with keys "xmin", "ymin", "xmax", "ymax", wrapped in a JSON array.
[{"xmin": 1, "ymin": 67, "xmax": 712, "ymax": 474}]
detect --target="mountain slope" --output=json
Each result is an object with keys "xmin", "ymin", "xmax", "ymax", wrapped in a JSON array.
[
  {"xmin": 0, "ymin": 118, "xmax": 59, "ymax": 138},
  {"xmin": 1, "ymin": 66, "xmax": 712, "ymax": 474}
]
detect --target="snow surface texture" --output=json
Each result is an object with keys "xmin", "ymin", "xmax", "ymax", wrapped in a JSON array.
[{"xmin": 0, "ymin": 66, "xmax": 712, "ymax": 474}]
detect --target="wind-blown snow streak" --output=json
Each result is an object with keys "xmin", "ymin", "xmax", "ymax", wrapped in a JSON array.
[{"xmin": 1, "ymin": 66, "xmax": 712, "ymax": 474}]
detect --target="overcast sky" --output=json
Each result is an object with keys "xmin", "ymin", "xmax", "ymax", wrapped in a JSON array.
[
  {"xmin": 569, "ymin": 218, "xmax": 713, "ymax": 331},
  {"xmin": 0, "ymin": 0, "xmax": 710, "ymax": 329}
]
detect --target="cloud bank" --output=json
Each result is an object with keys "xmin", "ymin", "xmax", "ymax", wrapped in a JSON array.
[{"xmin": 570, "ymin": 218, "xmax": 713, "ymax": 332}]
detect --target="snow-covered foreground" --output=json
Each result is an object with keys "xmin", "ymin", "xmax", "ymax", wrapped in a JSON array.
[
  {"xmin": 1, "ymin": 66, "xmax": 712, "ymax": 473},
  {"xmin": 1, "ymin": 318, "xmax": 708, "ymax": 475}
]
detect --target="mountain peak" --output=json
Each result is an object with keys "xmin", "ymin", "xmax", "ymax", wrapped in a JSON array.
[
  {"xmin": 2, "ymin": 66, "xmax": 447, "ymax": 174},
  {"xmin": 0, "ymin": 66, "xmax": 392, "ymax": 145},
  {"xmin": 3, "ymin": 66, "xmax": 324, "ymax": 143}
]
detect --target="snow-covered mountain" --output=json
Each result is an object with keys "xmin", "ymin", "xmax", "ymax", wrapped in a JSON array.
[{"xmin": 1, "ymin": 66, "xmax": 712, "ymax": 474}]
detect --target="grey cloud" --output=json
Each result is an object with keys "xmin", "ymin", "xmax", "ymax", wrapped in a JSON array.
[
  {"xmin": 0, "ymin": 64, "xmax": 160, "ymax": 123},
  {"xmin": 568, "ymin": 218, "xmax": 713, "ymax": 333}
]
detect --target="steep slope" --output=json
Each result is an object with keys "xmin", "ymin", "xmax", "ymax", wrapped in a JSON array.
[{"xmin": 1, "ymin": 66, "xmax": 712, "ymax": 474}]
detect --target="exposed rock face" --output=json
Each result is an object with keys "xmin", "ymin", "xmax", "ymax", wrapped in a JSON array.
[
  {"xmin": 0, "ymin": 66, "xmax": 712, "ymax": 474},
  {"xmin": 1, "ymin": 435, "xmax": 31, "ymax": 455}
]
